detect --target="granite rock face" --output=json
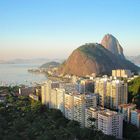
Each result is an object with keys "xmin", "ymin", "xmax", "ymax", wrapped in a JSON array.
[
  {"xmin": 101, "ymin": 34, "xmax": 125, "ymax": 59},
  {"xmin": 58, "ymin": 35, "xmax": 139, "ymax": 76}
]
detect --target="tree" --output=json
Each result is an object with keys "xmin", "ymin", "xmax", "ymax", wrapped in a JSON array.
[{"xmin": 0, "ymin": 90, "xmax": 118, "ymax": 140}]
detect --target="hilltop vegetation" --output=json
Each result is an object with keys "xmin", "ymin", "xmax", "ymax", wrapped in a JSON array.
[
  {"xmin": 59, "ymin": 42, "xmax": 139, "ymax": 76},
  {"xmin": 0, "ymin": 92, "xmax": 116, "ymax": 140},
  {"xmin": 1, "ymin": 77, "xmax": 140, "ymax": 140},
  {"xmin": 128, "ymin": 76, "xmax": 140, "ymax": 108},
  {"xmin": 40, "ymin": 61, "xmax": 60, "ymax": 69}
]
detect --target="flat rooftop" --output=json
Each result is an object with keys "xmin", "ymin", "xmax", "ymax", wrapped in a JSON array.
[
  {"xmin": 99, "ymin": 110, "xmax": 118, "ymax": 117},
  {"xmin": 119, "ymin": 104, "xmax": 136, "ymax": 108}
]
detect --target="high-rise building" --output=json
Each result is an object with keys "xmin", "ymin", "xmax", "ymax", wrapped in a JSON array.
[
  {"xmin": 73, "ymin": 94, "xmax": 97, "ymax": 127},
  {"xmin": 85, "ymin": 94, "xmax": 97, "ymax": 108},
  {"xmin": 64, "ymin": 93, "xmax": 74, "ymax": 120},
  {"xmin": 109, "ymin": 80, "xmax": 127, "ymax": 109},
  {"xmin": 131, "ymin": 109, "xmax": 140, "ymax": 128},
  {"xmin": 94, "ymin": 78, "xmax": 107, "ymax": 107},
  {"xmin": 98, "ymin": 110, "xmax": 123, "ymax": 139},
  {"xmin": 77, "ymin": 79, "xmax": 94, "ymax": 93},
  {"xmin": 95, "ymin": 78, "xmax": 128, "ymax": 109},
  {"xmin": 73, "ymin": 94, "xmax": 85, "ymax": 127},
  {"xmin": 41, "ymin": 80, "xmax": 59, "ymax": 107},
  {"xmin": 50, "ymin": 88, "xmax": 57, "ymax": 109},
  {"xmin": 56, "ymin": 88, "xmax": 65, "ymax": 114},
  {"xmin": 85, "ymin": 107, "xmax": 105, "ymax": 128},
  {"xmin": 60, "ymin": 82, "xmax": 77, "ymax": 93},
  {"xmin": 41, "ymin": 81, "xmax": 51, "ymax": 106},
  {"xmin": 118, "ymin": 104, "xmax": 136, "ymax": 123}
]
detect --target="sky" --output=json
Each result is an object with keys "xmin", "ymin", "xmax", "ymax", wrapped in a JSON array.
[{"xmin": 0, "ymin": 0, "xmax": 140, "ymax": 60}]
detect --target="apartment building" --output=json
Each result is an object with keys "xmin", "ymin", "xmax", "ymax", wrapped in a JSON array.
[
  {"xmin": 85, "ymin": 94, "xmax": 97, "ymax": 108},
  {"xmin": 50, "ymin": 88, "xmax": 57, "ymax": 109},
  {"xmin": 94, "ymin": 78, "xmax": 107, "ymax": 107},
  {"xmin": 73, "ymin": 94, "xmax": 97, "ymax": 127},
  {"xmin": 64, "ymin": 93, "xmax": 74, "ymax": 120},
  {"xmin": 40, "ymin": 80, "xmax": 124, "ymax": 138},
  {"xmin": 85, "ymin": 107, "xmax": 105, "ymax": 128},
  {"xmin": 60, "ymin": 82, "xmax": 77, "ymax": 93},
  {"xmin": 73, "ymin": 94, "xmax": 85, "ymax": 127},
  {"xmin": 109, "ymin": 80, "xmax": 128, "ymax": 109},
  {"xmin": 56, "ymin": 88, "xmax": 65, "ymax": 114},
  {"xmin": 118, "ymin": 104, "xmax": 136, "ymax": 122},
  {"xmin": 41, "ymin": 80, "xmax": 59, "ymax": 107},
  {"xmin": 77, "ymin": 79, "xmax": 94, "ymax": 93},
  {"xmin": 98, "ymin": 110, "xmax": 123, "ymax": 139},
  {"xmin": 95, "ymin": 78, "xmax": 128, "ymax": 109},
  {"xmin": 112, "ymin": 69, "xmax": 132, "ymax": 78},
  {"xmin": 131, "ymin": 109, "xmax": 140, "ymax": 128}
]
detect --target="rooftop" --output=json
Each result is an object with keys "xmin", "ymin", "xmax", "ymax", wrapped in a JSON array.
[
  {"xmin": 88, "ymin": 107, "xmax": 105, "ymax": 112},
  {"xmin": 99, "ymin": 110, "xmax": 118, "ymax": 117},
  {"xmin": 119, "ymin": 104, "xmax": 136, "ymax": 108}
]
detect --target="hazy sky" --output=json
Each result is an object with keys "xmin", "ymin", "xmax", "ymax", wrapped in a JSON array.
[{"xmin": 0, "ymin": 0, "xmax": 140, "ymax": 60}]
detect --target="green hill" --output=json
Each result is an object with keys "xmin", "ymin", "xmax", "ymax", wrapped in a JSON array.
[
  {"xmin": 0, "ymin": 93, "xmax": 116, "ymax": 140},
  {"xmin": 40, "ymin": 61, "xmax": 60, "ymax": 69},
  {"xmin": 59, "ymin": 43, "xmax": 139, "ymax": 76}
]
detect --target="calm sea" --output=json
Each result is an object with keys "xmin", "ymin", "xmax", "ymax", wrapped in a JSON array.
[{"xmin": 0, "ymin": 63, "xmax": 47, "ymax": 86}]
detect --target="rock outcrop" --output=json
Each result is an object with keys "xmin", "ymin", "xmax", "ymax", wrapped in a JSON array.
[
  {"xmin": 58, "ymin": 35, "xmax": 139, "ymax": 76},
  {"xmin": 101, "ymin": 34, "xmax": 125, "ymax": 59}
]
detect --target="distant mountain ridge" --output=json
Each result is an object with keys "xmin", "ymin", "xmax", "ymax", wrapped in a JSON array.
[
  {"xmin": 58, "ymin": 34, "xmax": 139, "ymax": 76},
  {"xmin": 127, "ymin": 55, "xmax": 140, "ymax": 65},
  {"xmin": 0, "ymin": 60, "xmax": 6, "ymax": 64},
  {"xmin": 0, "ymin": 58, "xmax": 64, "ymax": 65}
]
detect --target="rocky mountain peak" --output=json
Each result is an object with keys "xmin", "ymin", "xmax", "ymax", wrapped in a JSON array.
[
  {"xmin": 101, "ymin": 34, "xmax": 125, "ymax": 59},
  {"xmin": 58, "ymin": 34, "xmax": 139, "ymax": 76}
]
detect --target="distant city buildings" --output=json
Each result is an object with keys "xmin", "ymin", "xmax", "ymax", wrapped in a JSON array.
[
  {"xmin": 112, "ymin": 69, "xmax": 132, "ymax": 78},
  {"xmin": 130, "ymin": 109, "xmax": 140, "ymax": 128},
  {"xmin": 26, "ymin": 67, "xmax": 140, "ymax": 139}
]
